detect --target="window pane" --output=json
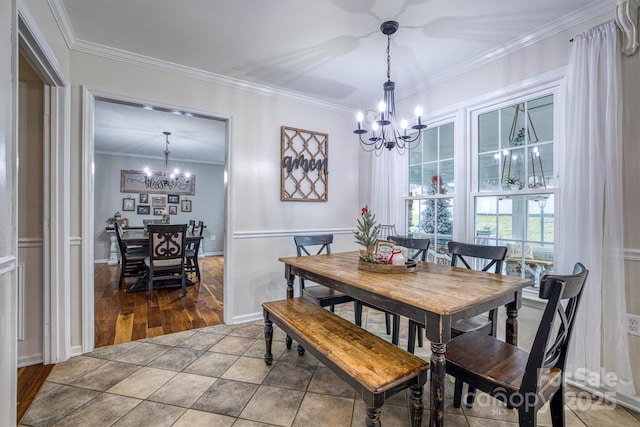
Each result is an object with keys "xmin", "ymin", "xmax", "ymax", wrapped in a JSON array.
[
  {"xmin": 440, "ymin": 160, "xmax": 454, "ymax": 194},
  {"xmin": 423, "ymin": 127, "xmax": 438, "ymax": 162},
  {"xmin": 440, "ymin": 123, "xmax": 454, "ymax": 159},
  {"xmin": 423, "ymin": 164, "xmax": 438, "ymax": 194},
  {"xmin": 478, "ymin": 110, "xmax": 498, "ymax": 153},
  {"xmin": 528, "ymin": 95, "xmax": 553, "ymax": 143},
  {"xmin": 526, "ymin": 195, "xmax": 554, "ymax": 243},
  {"xmin": 409, "ymin": 165, "xmax": 422, "ymax": 196},
  {"xmin": 479, "ymin": 153, "xmax": 500, "ymax": 191},
  {"xmin": 497, "ymin": 197, "xmax": 514, "ymax": 239},
  {"xmin": 409, "ymin": 139, "xmax": 422, "ymax": 164},
  {"xmin": 437, "ymin": 198, "xmax": 454, "ymax": 236},
  {"xmin": 475, "ymin": 196, "xmax": 497, "ymax": 244},
  {"xmin": 528, "ymin": 142, "xmax": 554, "ymax": 189},
  {"xmin": 502, "ymin": 147, "xmax": 525, "ymax": 189},
  {"xmin": 502, "ymin": 102, "xmax": 525, "ymax": 146}
]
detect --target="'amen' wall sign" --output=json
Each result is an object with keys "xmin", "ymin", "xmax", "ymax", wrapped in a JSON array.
[{"xmin": 280, "ymin": 126, "xmax": 328, "ymax": 202}]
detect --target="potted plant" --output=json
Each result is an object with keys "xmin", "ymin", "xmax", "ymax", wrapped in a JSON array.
[
  {"xmin": 353, "ymin": 206, "xmax": 380, "ymax": 263},
  {"xmin": 505, "ymin": 177, "xmax": 523, "ymax": 190}
]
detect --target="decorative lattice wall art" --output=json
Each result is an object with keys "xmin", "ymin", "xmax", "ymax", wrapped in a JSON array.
[{"xmin": 280, "ymin": 126, "xmax": 328, "ymax": 202}]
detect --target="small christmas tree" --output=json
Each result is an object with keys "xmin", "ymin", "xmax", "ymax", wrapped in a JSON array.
[
  {"xmin": 353, "ymin": 206, "xmax": 380, "ymax": 262},
  {"xmin": 419, "ymin": 176, "xmax": 453, "ymax": 235}
]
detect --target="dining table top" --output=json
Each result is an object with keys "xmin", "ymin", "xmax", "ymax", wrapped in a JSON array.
[
  {"xmin": 278, "ymin": 251, "xmax": 532, "ymax": 318},
  {"xmin": 121, "ymin": 228, "xmax": 203, "ymax": 245}
]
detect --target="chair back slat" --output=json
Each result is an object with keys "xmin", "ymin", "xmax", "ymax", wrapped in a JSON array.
[
  {"xmin": 148, "ymin": 224, "xmax": 187, "ymax": 261},
  {"xmin": 448, "ymin": 241, "xmax": 507, "ymax": 274},
  {"xmin": 388, "ymin": 236, "xmax": 430, "ymax": 261},
  {"xmin": 294, "ymin": 235, "xmax": 333, "ymax": 290},
  {"xmin": 522, "ymin": 263, "xmax": 588, "ymax": 393}
]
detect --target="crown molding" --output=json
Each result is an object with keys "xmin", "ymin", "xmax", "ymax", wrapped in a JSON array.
[
  {"xmin": 48, "ymin": 0, "xmax": 352, "ymax": 115},
  {"xmin": 397, "ymin": 1, "xmax": 613, "ymax": 100}
]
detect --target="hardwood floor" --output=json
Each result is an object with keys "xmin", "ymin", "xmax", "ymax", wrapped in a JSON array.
[{"xmin": 16, "ymin": 255, "xmax": 224, "ymax": 424}]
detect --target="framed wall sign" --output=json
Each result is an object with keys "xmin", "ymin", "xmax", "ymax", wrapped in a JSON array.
[
  {"xmin": 121, "ymin": 170, "xmax": 196, "ymax": 195},
  {"xmin": 168, "ymin": 205, "xmax": 178, "ymax": 215},
  {"xmin": 280, "ymin": 126, "xmax": 328, "ymax": 202},
  {"xmin": 139, "ymin": 193, "xmax": 149, "ymax": 203},
  {"xmin": 168, "ymin": 194, "xmax": 179, "ymax": 204},
  {"xmin": 181, "ymin": 199, "xmax": 192, "ymax": 212},
  {"xmin": 137, "ymin": 205, "xmax": 150, "ymax": 215}
]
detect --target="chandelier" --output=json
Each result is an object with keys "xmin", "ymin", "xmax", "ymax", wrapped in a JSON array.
[
  {"xmin": 354, "ymin": 21, "xmax": 427, "ymax": 154},
  {"xmin": 143, "ymin": 131, "xmax": 191, "ymax": 190}
]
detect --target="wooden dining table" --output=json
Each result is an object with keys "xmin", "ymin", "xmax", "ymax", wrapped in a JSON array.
[{"xmin": 278, "ymin": 251, "xmax": 532, "ymax": 427}]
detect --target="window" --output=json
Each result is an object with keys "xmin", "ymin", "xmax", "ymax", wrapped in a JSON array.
[
  {"xmin": 474, "ymin": 94, "xmax": 555, "ymax": 287},
  {"xmin": 406, "ymin": 122, "xmax": 455, "ymax": 262}
]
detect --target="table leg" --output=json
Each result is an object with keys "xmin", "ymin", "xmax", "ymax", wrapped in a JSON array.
[
  {"xmin": 286, "ymin": 276, "xmax": 295, "ymax": 299},
  {"xmin": 264, "ymin": 317, "xmax": 273, "ymax": 366},
  {"xmin": 430, "ymin": 342, "xmax": 446, "ymax": 427},
  {"xmin": 506, "ymin": 305, "xmax": 518, "ymax": 346},
  {"xmin": 108, "ymin": 234, "xmax": 119, "ymax": 266}
]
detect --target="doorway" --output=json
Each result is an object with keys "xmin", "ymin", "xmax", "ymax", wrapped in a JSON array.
[{"xmin": 82, "ymin": 92, "xmax": 229, "ymax": 351}]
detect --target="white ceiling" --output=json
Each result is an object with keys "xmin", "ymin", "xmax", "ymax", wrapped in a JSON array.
[{"xmin": 57, "ymin": 0, "xmax": 610, "ymax": 163}]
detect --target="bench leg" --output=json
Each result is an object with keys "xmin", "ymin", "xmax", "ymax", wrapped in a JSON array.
[
  {"xmin": 365, "ymin": 406, "xmax": 381, "ymax": 427},
  {"xmin": 286, "ymin": 335, "xmax": 292, "ymax": 349},
  {"xmin": 264, "ymin": 318, "xmax": 273, "ymax": 366},
  {"xmin": 297, "ymin": 343, "xmax": 305, "ymax": 356},
  {"xmin": 409, "ymin": 384, "xmax": 424, "ymax": 427}
]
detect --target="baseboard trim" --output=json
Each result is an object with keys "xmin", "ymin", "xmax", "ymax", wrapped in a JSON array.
[
  {"xmin": 232, "ymin": 311, "xmax": 263, "ymax": 325},
  {"xmin": 18, "ymin": 353, "xmax": 43, "ymax": 368},
  {"xmin": 566, "ymin": 379, "xmax": 640, "ymax": 414}
]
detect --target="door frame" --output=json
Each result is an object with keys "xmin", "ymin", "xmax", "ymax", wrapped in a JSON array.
[
  {"xmin": 80, "ymin": 88, "xmax": 231, "ymax": 352},
  {"xmin": 18, "ymin": 5, "xmax": 71, "ymax": 364}
]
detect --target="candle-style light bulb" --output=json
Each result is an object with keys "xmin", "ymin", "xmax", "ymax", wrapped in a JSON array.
[
  {"xmin": 378, "ymin": 101, "xmax": 386, "ymax": 121},
  {"xmin": 400, "ymin": 119, "xmax": 408, "ymax": 136},
  {"xmin": 144, "ymin": 167, "xmax": 152, "ymax": 177},
  {"xmin": 415, "ymin": 105, "xmax": 423, "ymax": 126},
  {"xmin": 356, "ymin": 111, "xmax": 364, "ymax": 130}
]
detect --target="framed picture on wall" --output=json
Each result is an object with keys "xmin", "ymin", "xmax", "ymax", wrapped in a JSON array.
[
  {"xmin": 181, "ymin": 199, "xmax": 192, "ymax": 212},
  {"xmin": 122, "ymin": 197, "xmax": 135, "ymax": 211},
  {"xmin": 168, "ymin": 194, "xmax": 179, "ymax": 204},
  {"xmin": 168, "ymin": 205, "xmax": 178, "ymax": 215},
  {"xmin": 137, "ymin": 205, "xmax": 150, "ymax": 215},
  {"xmin": 153, "ymin": 207, "xmax": 164, "ymax": 216},
  {"xmin": 152, "ymin": 196, "xmax": 166, "ymax": 208},
  {"xmin": 139, "ymin": 193, "xmax": 149, "ymax": 203}
]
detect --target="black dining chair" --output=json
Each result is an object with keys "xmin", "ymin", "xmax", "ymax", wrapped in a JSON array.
[
  {"xmin": 294, "ymin": 234, "xmax": 356, "ymax": 311},
  {"xmin": 445, "ymin": 263, "xmax": 588, "ymax": 426},
  {"xmin": 114, "ymin": 221, "xmax": 147, "ymax": 288},
  {"xmin": 145, "ymin": 224, "xmax": 188, "ymax": 301},
  {"xmin": 185, "ymin": 220, "xmax": 204, "ymax": 282}
]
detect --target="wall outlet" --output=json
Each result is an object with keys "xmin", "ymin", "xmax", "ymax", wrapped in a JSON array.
[
  {"xmin": 628, "ymin": 313, "xmax": 640, "ymax": 336},
  {"xmin": 210, "ymin": 234, "xmax": 216, "ymax": 241}
]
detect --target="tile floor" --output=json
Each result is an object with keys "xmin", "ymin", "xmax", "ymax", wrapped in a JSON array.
[{"xmin": 21, "ymin": 305, "xmax": 640, "ymax": 426}]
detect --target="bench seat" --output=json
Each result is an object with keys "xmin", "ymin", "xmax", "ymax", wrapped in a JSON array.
[{"xmin": 263, "ymin": 297, "xmax": 429, "ymax": 427}]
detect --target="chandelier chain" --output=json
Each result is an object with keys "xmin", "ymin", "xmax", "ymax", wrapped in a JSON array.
[{"xmin": 386, "ymin": 34, "xmax": 391, "ymax": 81}]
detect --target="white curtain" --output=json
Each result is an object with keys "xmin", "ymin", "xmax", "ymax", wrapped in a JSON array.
[
  {"xmin": 558, "ymin": 21, "xmax": 636, "ymax": 397},
  {"xmin": 370, "ymin": 150, "xmax": 405, "ymax": 235}
]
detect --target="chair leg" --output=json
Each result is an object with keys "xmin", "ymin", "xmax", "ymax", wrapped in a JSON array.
[
  {"xmin": 549, "ymin": 386, "xmax": 565, "ymax": 427},
  {"xmin": 148, "ymin": 277, "xmax": 153, "ymax": 301},
  {"xmin": 453, "ymin": 378, "xmax": 464, "ymax": 408},
  {"xmin": 391, "ymin": 314, "xmax": 400, "ymax": 345},
  {"xmin": 518, "ymin": 405, "xmax": 537, "ymax": 427},
  {"xmin": 407, "ymin": 321, "xmax": 417, "ymax": 353},
  {"xmin": 385, "ymin": 312, "xmax": 391, "ymax": 335},
  {"xmin": 181, "ymin": 271, "xmax": 186, "ymax": 297},
  {"xmin": 354, "ymin": 301, "xmax": 363, "ymax": 326},
  {"xmin": 465, "ymin": 385, "xmax": 476, "ymax": 408},
  {"xmin": 329, "ymin": 304, "xmax": 335, "ymax": 313},
  {"xmin": 417, "ymin": 325, "xmax": 424, "ymax": 348},
  {"xmin": 194, "ymin": 257, "xmax": 201, "ymax": 282}
]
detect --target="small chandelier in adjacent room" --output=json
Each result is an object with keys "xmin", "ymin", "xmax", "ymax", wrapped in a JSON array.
[
  {"xmin": 354, "ymin": 21, "xmax": 427, "ymax": 154},
  {"xmin": 143, "ymin": 131, "xmax": 191, "ymax": 190}
]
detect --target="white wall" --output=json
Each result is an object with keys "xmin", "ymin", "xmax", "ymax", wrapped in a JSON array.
[
  {"xmin": 93, "ymin": 153, "xmax": 225, "ymax": 260},
  {"xmin": 68, "ymin": 50, "xmax": 359, "ymax": 341}
]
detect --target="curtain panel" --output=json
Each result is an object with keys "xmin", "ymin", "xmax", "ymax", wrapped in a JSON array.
[{"xmin": 559, "ymin": 21, "xmax": 636, "ymax": 398}]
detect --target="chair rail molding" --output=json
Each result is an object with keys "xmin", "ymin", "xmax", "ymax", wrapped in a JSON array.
[{"xmin": 617, "ymin": 0, "xmax": 640, "ymax": 55}]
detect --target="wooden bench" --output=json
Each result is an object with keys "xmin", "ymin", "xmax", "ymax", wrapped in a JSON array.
[{"xmin": 262, "ymin": 297, "xmax": 429, "ymax": 427}]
